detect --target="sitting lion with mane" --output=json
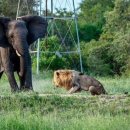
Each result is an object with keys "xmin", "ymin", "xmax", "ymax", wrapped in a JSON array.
[{"xmin": 53, "ymin": 69, "xmax": 107, "ymax": 95}]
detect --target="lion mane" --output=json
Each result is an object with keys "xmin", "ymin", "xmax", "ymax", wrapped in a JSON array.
[{"xmin": 53, "ymin": 70, "xmax": 73, "ymax": 90}]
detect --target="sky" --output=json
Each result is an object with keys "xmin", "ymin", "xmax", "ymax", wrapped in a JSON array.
[
  {"xmin": 75, "ymin": 0, "xmax": 82, "ymax": 8},
  {"xmin": 45, "ymin": 0, "xmax": 82, "ymax": 12}
]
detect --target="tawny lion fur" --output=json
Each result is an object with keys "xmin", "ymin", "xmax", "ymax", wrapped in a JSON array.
[
  {"xmin": 53, "ymin": 69, "xmax": 107, "ymax": 95},
  {"xmin": 53, "ymin": 70, "xmax": 73, "ymax": 90}
]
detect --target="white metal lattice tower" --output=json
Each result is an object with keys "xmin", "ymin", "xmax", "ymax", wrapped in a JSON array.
[{"xmin": 16, "ymin": 0, "xmax": 83, "ymax": 74}]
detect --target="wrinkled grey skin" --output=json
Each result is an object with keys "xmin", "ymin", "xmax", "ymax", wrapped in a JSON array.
[
  {"xmin": 68, "ymin": 70, "xmax": 107, "ymax": 95},
  {"xmin": 0, "ymin": 15, "xmax": 47, "ymax": 92}
]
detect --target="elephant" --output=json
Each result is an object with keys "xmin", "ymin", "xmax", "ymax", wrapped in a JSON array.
[{"xmin": 0, "ymin": 15, "xmax": 47, "ymax": 92}]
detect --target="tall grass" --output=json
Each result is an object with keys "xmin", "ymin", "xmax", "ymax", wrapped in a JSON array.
[
  {"xmin": 0, "ymin": 94, "xmax": 130, "ymax": 130},
  {"xmin": 0, "ymin": 74, "xmax": 130, "ymax": 130},
  {"xmin": 0, "ymin": 111, "xmax": 130, "ymax": 130}
]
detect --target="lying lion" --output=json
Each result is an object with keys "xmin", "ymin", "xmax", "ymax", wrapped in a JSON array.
[{"xmin": 53, "ymin": 69, "xmax": 107, "ymax": 95}]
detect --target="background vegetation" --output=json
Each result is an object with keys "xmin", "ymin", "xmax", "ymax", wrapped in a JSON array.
[
  {"xmin": 1, "ymin": 0, "xmax": 130, "ymax": 76},
  {"xmin": 35, "ymin": 0, "xmax": 130, "ymax": 76}
]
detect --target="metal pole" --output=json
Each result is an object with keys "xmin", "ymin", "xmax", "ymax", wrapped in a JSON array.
[
  {"xmin": 51, "ymin": 0, "xmax": 53, "ymax": 15},
  {"xmin": 36, "ymin": 41, "xmax": 40, "ymax": 74},
  {"xmin": 51, "ymin": 0, "xmax": 54, "ymax": 35},
  {"xmin": 72, "ymin": 0, "xmax": 83, "ymax": 72},
  {"xmin": 25, "ymin": 0, "xmax": 30, "ymax": 15},
  {"xmin": 36, "ymin": 0, "xmax": 42, "ymax": 74},
  {"xmin": 16, "ymin": 0, "xmax": 21, "ymax": 19},
  {"xmin": 46, "ymin": 0, "xmax": 48, "ymax": 17}
]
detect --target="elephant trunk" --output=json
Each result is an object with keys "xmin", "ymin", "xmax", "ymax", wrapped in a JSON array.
[
  {"xmin": 19, "ymin": 56, "xmax": 25, "ymax": 76},
  {"xmin": 16, "ymin": 42, "xmax": 30, "ymax": 77}
]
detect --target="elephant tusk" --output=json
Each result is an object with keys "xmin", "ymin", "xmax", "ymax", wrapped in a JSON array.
[{"xmin": 16, "ymin": 50, "xmax": 21, "ymax": 57}]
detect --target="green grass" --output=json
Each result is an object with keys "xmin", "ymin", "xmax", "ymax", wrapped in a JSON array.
[
  {"xmin": 0, "ymin": 73, "xmax": 130, "ymax": 130},
  {"xmin": 0, "ymin": 111, "xmax": 130, "ymax": 130}
]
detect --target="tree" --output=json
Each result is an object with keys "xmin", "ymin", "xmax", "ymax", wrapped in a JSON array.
[
  {"xmin": 0, "ymin": 0, "xmax": 39, "ymax": 19},
  {"xmin": 78, "ymin": 24, "xmax": 102, "ymax": 42},
  {"xmin": 79, "ymin": 0, "xmax": 115, "ymax": 26},
  {"xmin": 76, "ymin": 0, "xmax": 115, "ymax": 42},
  {"xmin": 81, "ymin": 0, "xmax": 130, "ymax": 76},
  {"xmin": 101, "ymin": 0, "xmax": 130, "ymax": 41}
]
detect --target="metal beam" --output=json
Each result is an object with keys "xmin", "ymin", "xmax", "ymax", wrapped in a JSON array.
[
  {"xmin": 16, "ymin": 0, "xmax": 21, "ymax": 19},
  {"xmin": 36, "ymin": 0, "xmax": 42, "ymax": 74},
  {"xmin": 72, "ymin": 0, "xmax": 83, "ymax": 72}
]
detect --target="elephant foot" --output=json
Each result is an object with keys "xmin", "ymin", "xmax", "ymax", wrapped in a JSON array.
[
  {"xmin": 11, "ymin": 86, "xmax": 20, "ymax": 93},
  {"xmin": 20, "ymin": 85, "xmax": 33, "ymax": 92}
]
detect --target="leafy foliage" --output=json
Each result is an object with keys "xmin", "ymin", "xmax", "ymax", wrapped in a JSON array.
[
  {"xmin": 32, "ymin": 36, "xmax": 71, "ymax": 71},
  {"xmin": 77, "ymin": 0, "xmax": 115, "ymax": 42},
  {"xmin": 80, "ymin": 0, "xmax": 130, "ymax": 76},
  {"xmin": 78, "ymin": 24, "xmax": 102, "ymax": 42},
  {"xmin": 0, "ymin": 0, "xmax": 39, "ymax": 19},
  {"xmin": 79, "ymin": 0, "xmax": 115, "ymax": 25},
  {"xmin": 1, "ymin": 0, "xmax": 130, "ymax": 76},
  {"xmin": 101, "ymin": 0, "xmax": 130, "ymax": 41}
]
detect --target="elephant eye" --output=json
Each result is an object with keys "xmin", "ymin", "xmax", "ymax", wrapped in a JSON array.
[{"xmin": 10, "ymin": 35, "xmax": 14, "ymax": 39}]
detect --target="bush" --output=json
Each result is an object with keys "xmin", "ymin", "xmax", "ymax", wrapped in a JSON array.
[
  {"xmin": 78, "ymin": 24, "xmax": 102, "ymax": 42},
  {"xmin": 81, "ymin": 40, "xmax": 108, "ymax": 75},
  {"xmin": 81, "ymin": 41, "xmax": 112, "ymax": 76},
  {"xmin": 32, "ymin": 35, "xmax": 85, "ymax": 72},
  {"xmin": 81, "ymin": 33, "xmax": 130, "ymax": 76},
  {"xmin": 32, "ymin": 36, "xmax": 72, "ymax": 71},
  {"xmin": 108, "ymin": 33, "xmax": 130, "ymax": 75}
]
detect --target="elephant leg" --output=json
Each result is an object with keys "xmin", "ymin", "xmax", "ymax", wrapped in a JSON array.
[
  {"xmin": 5, "ymin": 70, "xmax": 19, "ymax": 92},
  {"xmin": 18, "ymin": 74, "xmax": 33, "ymax": 91},
  {"xmin": 17, "ymin": 71, "xmax": 25, "ymax": 90},
  {"xmin": 17, "ymin": 68, "xmax": 33, "ymax": 91},
  {"xmin": 1, "ymin": 48, "xmax": 19, "ymax": 92},
  {"xmin": 24, "ymin": 55, "xmax": 33, "ymax": 90},
  {"xmin": 0, "ymin": 72, "xmax": 3, "ymax": 79},
  {"xmin": 25, "ymin": 68, "xmax": 33, "ymax": 90}
]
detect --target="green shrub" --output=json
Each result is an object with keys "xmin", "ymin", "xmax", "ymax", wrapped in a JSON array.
[
  {"xmin": 81, "ymin": 32, "xmax": 130, "ymax": 76},
  {"xmin": 108, "ymin": 33, "xmax": 130, "ymax": 75},
  {"xmin": 32, "ymin": 35, "xmax": 85, "ymax": 71},
  {"xmin": 78, "ymin": 24, "xmax": 102, "ymax": 42},
  {"xmin": 32, "ymin": 36, "xmax": 72, "ymax": 71},
  {"xmin": 80, "ymin": 40, "xmax": 110, "ymax": 75},
  {"xmin": 84, "ymin": 42, "xmax": 112, "ymax": 76}
]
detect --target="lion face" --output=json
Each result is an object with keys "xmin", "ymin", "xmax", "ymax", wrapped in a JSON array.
[{"xmin": 53, "ymin": 70, "xmax": 73, "ymax": 90}]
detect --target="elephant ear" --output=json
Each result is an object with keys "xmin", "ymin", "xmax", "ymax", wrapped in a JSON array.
[
  {"xmin": 0, "ymin": 17, "xmax": 10, "ymax": 46},
  {"xmin": 17, "ymin": 15, "xmax": 48, "ymax": 45},
  {"xmin": 0, "ymin": 17, "xmax": 10, "ymax": 73}
]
